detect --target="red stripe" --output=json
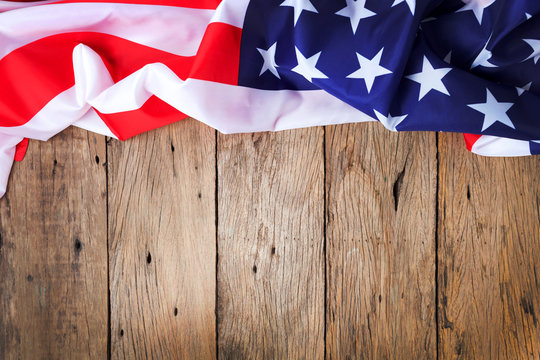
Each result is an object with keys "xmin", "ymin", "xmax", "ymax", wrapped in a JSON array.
[
  {"xmin": 0, "ymin": 23, "xmax": 241, "ymax": 132},
  {"xmin": 0, "ymin": 34, "xmax": 75, "ymax": 127},
  {"xmin": 189, "ymin": 21, "xmax": 241, "ymax": 85},
  {"xmin": 6, "ymin": 0, "xmax": 222, "ymax": 9},
  {"xmin": 463, "ymin": 133, "xmax": 482, "ymax": 151},
  {"xmin": 14, "ymin": 138, "xmax": 29, "ymax": 161},
  {"xmin": 96, "ymin": 96, "xmax": 189, "ymax": 140}
]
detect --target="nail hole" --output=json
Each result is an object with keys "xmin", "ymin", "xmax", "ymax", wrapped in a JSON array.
[
  {"xmin": 466, "ymin": 185, "xmax": 471, "ymax": 200},
  {"xmin": 53, "ymin": 159, "xmax": 58, "ymax": 166},
  {"xmin": 146, "ymin": 252, "xmax": 152, "ymax": 264},
  {"xmin": 119, "ymin": 329, "xmax": 124, "ymax": 337},
  {"xmin": 171, "ymin": 143, "xmax": 175, "ymax": 152},
  {"xmin": 379, "ymin": 295, "xmax": 382, "ymax": 303},
  {"xmin": 174, "ymin": 307, "xmax": 178, "ymax": 316},
  {"xmin": 198, "ymin": 192, "xmax": 202, "ymax": 199},
  {"xmin": 74, "ymin": 239, "xmax": 82, "ymax": 253},
  {"xmin": 95, "ymin": 155, "xmax": 100, "ymax": 164},
  {"xmin": 271, "ymin": 246, "xmax": 276, "ymax": 255},
  {"xmin": 27, "ymin": 274, "xmax": 33, "ymax": 282},
  {"xmin": 252, "ymin": 265, "xmax": 257, "ymax": 274}
]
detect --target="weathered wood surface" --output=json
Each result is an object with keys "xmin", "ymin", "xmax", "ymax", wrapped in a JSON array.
[
  {"xmin": 217, "ymin": 129, "xmax": 325, "ymax": 359},
  {"xmin": 438, "ymin": 132, "xmax": 540, "ymax": 359},
  {"xmin": 325, "ymin": 123, "xmax": 437, "ymax": 359},
  {"xmin": 1, "ymin": 123, "xmax": 539, "ymax": 360},
  {"xmin": 0, "ymin": 127, "xmax": 108, "ymax": 359},
  {"xmin": 107, "ymin": 119, "xmax": 216, "ymax": 359}
]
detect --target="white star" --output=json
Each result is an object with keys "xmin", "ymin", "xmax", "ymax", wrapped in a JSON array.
[
  {"xmin": 392, "ymin": 0, "xmax": 416, "ymax": 15},
  {"xmin": 468, "ymin": 89, "xmax": 515, "ymax": 131},
  {"xmin": 292, "ymin": 47, "xmax": 327, "ymax": 82},
  {"xmin": 523, "ymin": 39, "xmax": 540, "ymax": 64},
  {"xmin": 257, "ymin": 42, "xmax": 280, "ymax": 79},
  {"xmin": 374, "ymin": 110, "xmax": 408, "ymax": 132},
  {"xmin": 471, "ymin": 37, "xmax": 497, "ymax": 68},
  {"xmin": 516, "ymin": 82, "xmax": 532, "ymax": 96},
  {"xmin": 335, "ymin": 0, "xmax": 376, "ymax": 34},
  {"xmin": 457, "ymin": 0, "xmax": 496, "ymax": 24},
  {"xmin": 347, "ymin": 48, "xmax": 392, "ymax": 93},
  {"xmin": 280, "ymin": 0, "xmax": 318, "ymax": 26},
  {"xmin": 525, "ymin": 13, "xmax": 532, "ymax": 20},
  {"xmin": 406, "ymin": 56, "xmax": 452, "ymax": 101},
  {"xmin": 257, "ymin": 42, "xmax": 281, "ymax": 79}
]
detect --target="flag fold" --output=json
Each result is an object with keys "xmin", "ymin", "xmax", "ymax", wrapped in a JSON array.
[{"xmin": 0, "ymin": 0, "xmax": 538, "ymax": 197}]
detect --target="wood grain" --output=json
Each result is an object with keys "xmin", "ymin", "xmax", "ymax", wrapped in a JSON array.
[
  {"xmin": 438, "ymin": 132, "xmax": 540, "ymax": 359},
  {"xmin": 217, "ymin": 129, "xmax": 325, "ymax": 359},
  {"xmin": 0, "ymin": 128, "xmax": 108, "ymax": 359},
  {"xmin": 107, "ymin": 119, "xmax": 216, "ymax": 359},
  {"xmin": 325, "ymin": 123, "xmax": 437, "ymax": 359}
]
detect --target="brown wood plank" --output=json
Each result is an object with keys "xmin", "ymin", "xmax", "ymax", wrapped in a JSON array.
[
  {"xmin": 325, "ymin": 123, "xmax": 437, "ymax": 359},
  {"xmin": 438, "ymin": 132, "xmax": 540, "ymax": 359},
  {"xmin": 0, "ymin": 128, "xmax": 108, "ymax": 359},
  {"xmin": 108, "ymin": 119, "xmax": 216, "ymax": 359},
  {"xmin": 217, "ymin": 129, "xmax": 325, "ymax": 359}
]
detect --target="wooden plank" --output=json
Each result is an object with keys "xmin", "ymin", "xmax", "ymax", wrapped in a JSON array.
[
  {"xmin": 325, "ymin": 123, "xmax": 437, "ymax": 359},
  {"xmin": 438, "ymin": 132, "xmax": 540, "ymax": 359},
  {"xmin": 0, "ymin": 128, "xmax": 108, "ymax": 358},
  {"xmin": 217, "ymin": 129, "xmax": 325, "ymax": 359},
  {"xmin": 108, "ymin": 119, "xmax": 216, "ymax": 359}
]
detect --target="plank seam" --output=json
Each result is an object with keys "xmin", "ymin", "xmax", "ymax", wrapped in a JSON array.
[
  {"xmin": 106, "ymin": 136, "xmax": 112, "ymax": 360},
  {"xmin": 214, "ymin": 129, "xmax": 219, "ymax": 360},
  {"xmin": 323, "ymin": 125, "xmax": 327, "ymax": 360},
  {"xmin": 435, "ymin": 132, "xmax": 440, "ymax": 360}
]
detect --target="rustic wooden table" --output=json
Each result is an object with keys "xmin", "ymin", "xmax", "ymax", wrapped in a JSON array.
[{"xmin": 0, "ymin": 119, "xmax": 538, "ymax": 359}]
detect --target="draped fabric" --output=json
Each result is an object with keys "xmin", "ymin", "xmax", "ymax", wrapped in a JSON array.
[{"xmin": 0, "ymin": 0, "xmax": 538, "ymax": 197}]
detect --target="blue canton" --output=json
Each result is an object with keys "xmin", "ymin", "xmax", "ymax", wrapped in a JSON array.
[{"xmin": 238, "ymin": 0, "xmax": 540, "ymax": 154}]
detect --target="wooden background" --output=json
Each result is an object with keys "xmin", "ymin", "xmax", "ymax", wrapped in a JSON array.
[{"xmin": 0, "ymin": 119, "xmax": 538, "ymax": 359}]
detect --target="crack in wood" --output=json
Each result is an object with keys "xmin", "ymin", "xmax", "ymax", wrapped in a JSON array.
[{"xmin": 393, "ymin": 164, "xmax": 407, "ymax": 212}]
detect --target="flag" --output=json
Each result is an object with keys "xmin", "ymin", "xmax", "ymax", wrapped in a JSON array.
[{"xmin": 0, "ymin": 0, "xmax": 538, "ymax": 197}]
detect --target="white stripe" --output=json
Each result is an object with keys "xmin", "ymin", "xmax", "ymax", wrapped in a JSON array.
[
  {"xmin": 470, "ymin": 135, "xmax": 532, "ymax": 157},
  {"xmin": 0, "ymin": 3, "xmax": 216, "ymax": 59},
  {"xmin": 180, "ymin": 79, "xmax": 375, "ymax": 133}
]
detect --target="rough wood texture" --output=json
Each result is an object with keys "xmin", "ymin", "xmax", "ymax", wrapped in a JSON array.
[
  {"xmin": 217, "ymin": 129, "xmax": 325, "ymax": 359},
  {"xmin": 438, "ymin": 132, "xmax": 540, "ymax": 359},
  {"xmin": 325, "ymin": 123, "xmax": 437, "ymax": 359},
  {"xmin": 107, "ymin": 119, "xmax": 216, "ymax": 359},
  {"xmin": 2, "ymin": 122, "xmax": 539, "ymax": 359},
  {"xmin": 0, "ymin": 128, "xmax": 108, "ymax": 359}
]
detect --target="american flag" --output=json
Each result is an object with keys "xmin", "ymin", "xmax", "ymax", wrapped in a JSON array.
[{"xmin": 0, "ymin": 0, "xmax": 538, "ymax": 197}]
